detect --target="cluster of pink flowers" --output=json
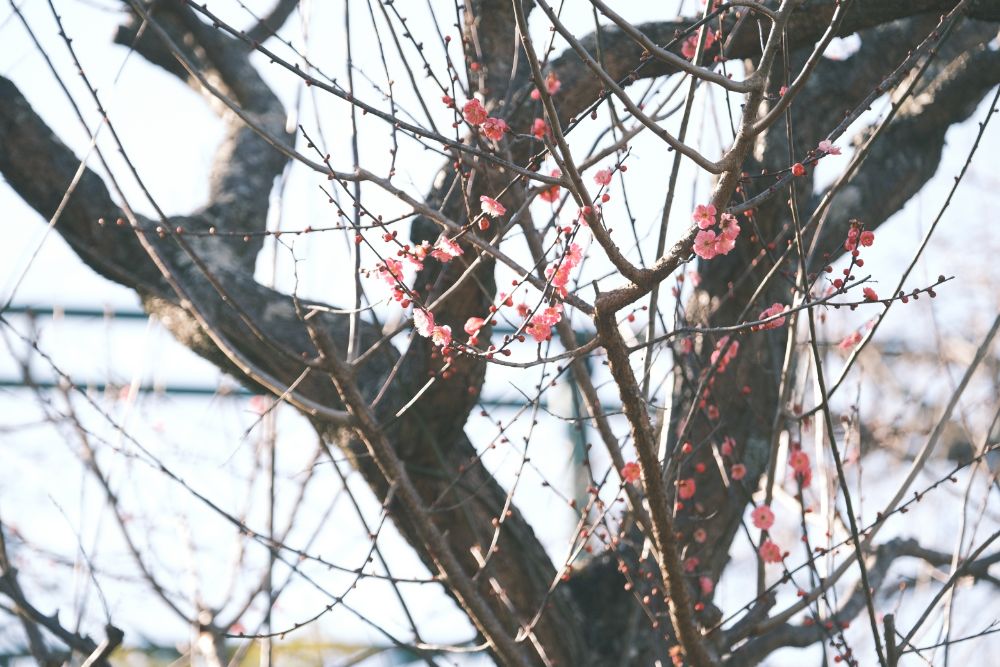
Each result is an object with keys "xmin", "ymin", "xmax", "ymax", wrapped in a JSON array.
[
  {"xmin": 833, "ymin": 222, "xmax": 880, "ymax": 300},
  {"xmin": 844, "ymin": 226, "xmax": 874, "ymax": 253},
  {"xmin": 681, "ymin": 27, "xmax": 718, "ymax": 60},
  {"xmin": 530, "ymin": 72, "xmax": 561, "ymax": 100},
  {"xmin": 462, "ymin": 99, "xmax": 510, "ymax": 142},
  {"xmin": 717, "ymin": 435, "xmax": 749, "ymax": 481},
  {"xmin": 429, "ymin": 235, "xmax": 464, "ymax": 263},
  {"xmin": 377, "ymin": 258, "xmax": 404, "ymax": 285},
  {"xmin": 692, "ymin": 204, "xmax": 741, "ymax": 260},
  {"xmin": 413, "ymin": 309, "xmax": 452, "ymax": 348},
  {"xmin": 752, "ymin": 302, "xmax": 788, "ymax": 331},
  {"xmin": 545, "ymin": 243, "xmax": 583, "ymax": 297},
  {"xmin": 789, "ymin": 445, "xmax": 812, "ymax": 487},
  {"xmin": 525, "ymin": 304, "xmax": 563, "ymax": 343},
  {"xmin": 817, "ymin": 139, "xmax": 841, "ymax": 155},
  {"xmin": 710, "ymin": 336, "xmax": 739, "ymax": 372}
]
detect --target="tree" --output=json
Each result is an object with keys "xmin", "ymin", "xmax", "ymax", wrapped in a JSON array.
[{"xmin": 1, "ymin": 0, "xmax": 999, "ymax": 665}]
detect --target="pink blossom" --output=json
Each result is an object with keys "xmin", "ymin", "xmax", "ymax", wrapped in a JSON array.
[
  {"xmin": 844, "ymin": 227, "xmax": 860, "ymax": 252},
  {"xmin": 531, "ymin": 118, "xmax": 549, "ymax": 139},
  {"xmin": 546, "ymin": 265, "xmax": 572, "ymax": 297},
  {"xmin": 719, "ymin": 213, "xmax": 741, "ymax": 240},
  {"xmin": 482, "ymin": 117, "xmax": 509, "ymax": 141},
  {"xmin": 859, "ymin": 230, "xmax": 875, "ymax": 247},
  {"xmin": 539, "ymin": 169, "xmax": 561, "ymax": 203},
  {"xmin": 789, "ymin": 450, "xmax": 812, "ymax": 487},
  {"xmin": 464, "ymin": 317, "xmax": 486, "ymax": 336},
  {"xmin": 480, "ymin": 195, "xmax": 507, "ymax": 218},
  {"xmin": 863, "ymin": 287, "xmax": 879, "ymax": 302},
  {"xmin": 525, "ymin": 304, "xmax": 563, "ymax": 342},
  {"xmin": 692, "ymin": 204, "xmax": 717, "ymax": 229},
  {"xmin": 248, "ymin": 395, "xmax": 271, "ymax": 415},
  {"xmin": 430, "ymin": 236, "xmax": 464, "ymax": 262},
  {"xmin": 721, "ymin": 436, "xmax": 736, "ymax": 457},
  {"xmin": 751, "ymin": 504, "xmax": 775, "ymax": 530},
  {"xmin": 545, "ymin": 72, "xmax": 562, "ymax": 95},
  {"xmin": 716, "ymin": 233, "xmax": 736, "ymax": 256},
  {"xmin": 710, "ymin": 337, "xmax": 740, "ymax": 372},
  {"xmin": 545, "ymin": 71, "xmax": 561, "ymax": 95},
  {"xmin": 731, "ymin": 463, "xmax": 747, "ymax": 480},
  {"xmin": 593, "ymin": 168, "xmax": 613, "ymax": 186},
  {"xmin": 566, "ymin": 243, "xmax": 583, "ymax": 266},
  {"xmin": 681, "ymin": 28, "xmax": 717, "ymax": 60},
  {"xmin": 699, "ymin": 576, "xmax": 715, "ymax": 595},
  {"xmin": 818, "ymin": 139, "xmax": 841, "ymax": 155},
  {"xmin": 414, "ymin": 240, "xmax": 431, "ymax": 260},
  {"xmin": 678, "ymin": 478, "xmax": 696, "ymax": 500},
  {"xmin": 545, "ymin": 243, "xmax": 583, "ymax": 297},
  {"xmin": 462, "ymin": 99, "xmax": 488, "ymax": 126},
  {"xmin": 431, "ymin": 325, "xmax": 452, "ymax": 347},
  {"xmin": 413, "ymin": 309, "xmax": 435, "ymax": 337},
  {"xmin": 621, "ymin": 462, "xmax": 641, "ymax": 484},
  {"xmin": 759, "ymin": 539, "xmax": 782, "ymax": 564},
  {"xmin": 525, "ymin": 320, "xmax": 552, "ymax": 342},
  {"xmin": 378, "ymin": 258, "xmax": 405, "ymax": 286},
  {"xmin": 756, "ymin": 303, "xmax": 788, "ymax": 331},
  {"xmin": 693, "ymin": 229, "xmax": 720, "ymax": 259},
  {"xmin": 529, "ymin": 72, "xmax": 561, "ymax": 99},
  {"xmin": 789, "ymin": 450, "xmax": 810, "ymax": 474},
  {"xmin": 538, "ymin": 304, "xmax": 563, "ymax": 325},
  {"xmin": 838, "ymin": 330, "xmax": 863, "ymax": 351},
  {"xmin": 681, "ymin": 35, "xmax": 699, "ymax": 60},
  {"xmin": 539, "ymin": 185, "xmax": 560, "ymax": 203}
]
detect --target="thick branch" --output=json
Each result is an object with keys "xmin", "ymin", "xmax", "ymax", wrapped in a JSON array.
[
  {"xmin": 549, "ymin": 0, "xmax": 1000, "ymax": 124},
  {"xmin": 245, "ymin": 0, "xmax": 299, "ymax": 45},
  {"xmin": 3, "ymin": 22, "xmax": 587, "ymax": 661},
  {"xmin": 114, "ymin": 0, "xmax": 291, "ymax": 271}
]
